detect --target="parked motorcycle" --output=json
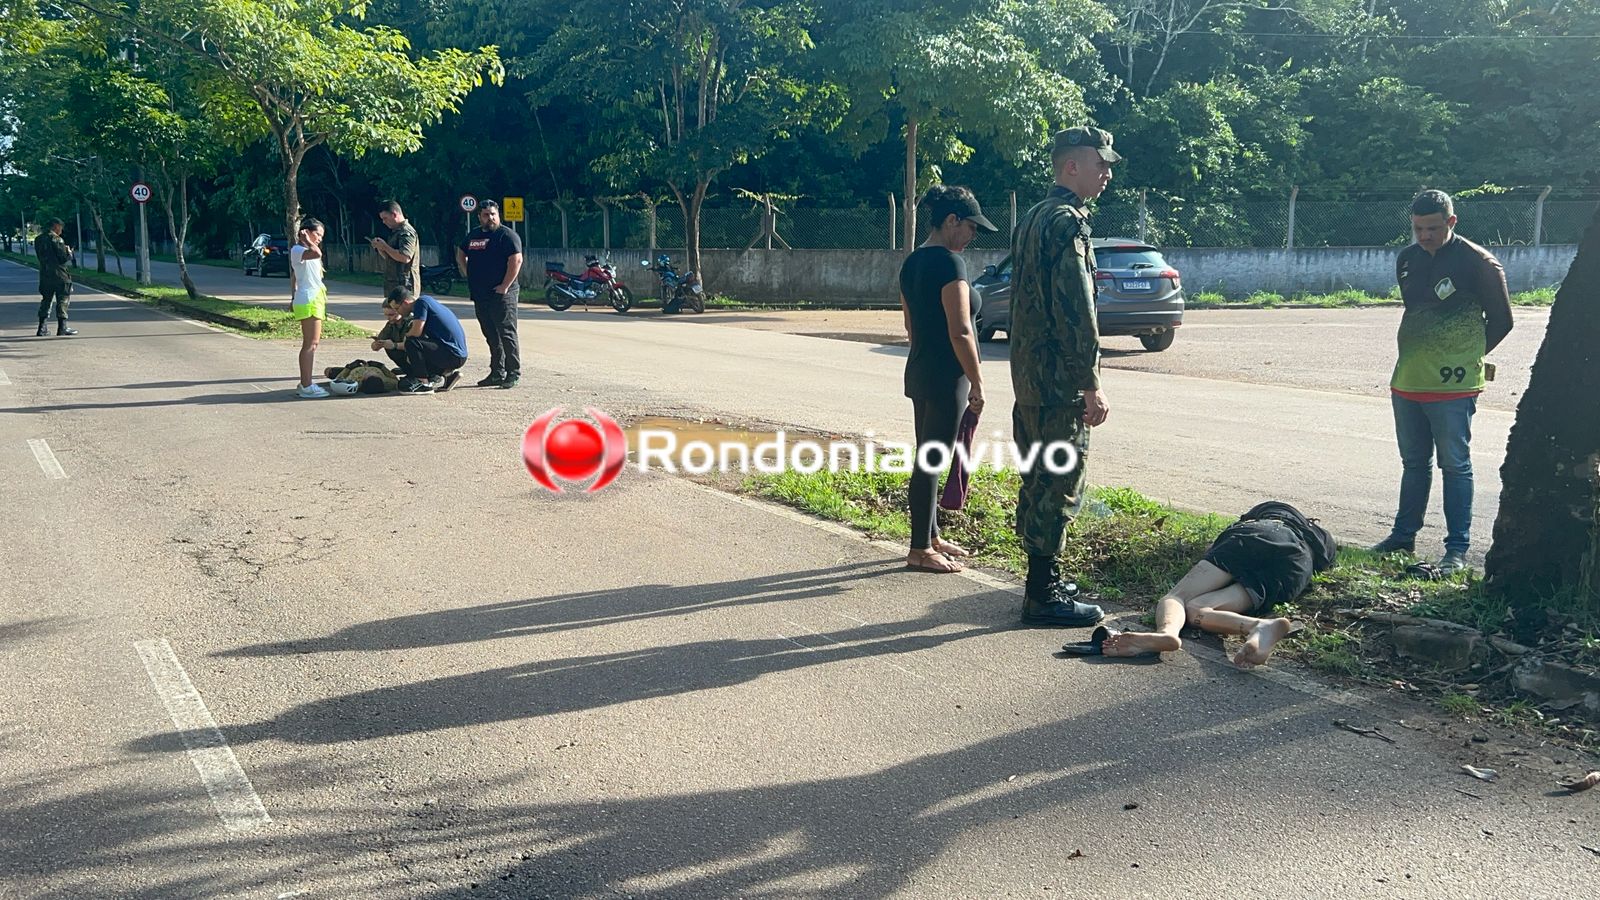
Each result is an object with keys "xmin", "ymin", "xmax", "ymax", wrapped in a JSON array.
[
  {"xmin": 580, "ymin": 255, "xmax": 634, "ymax": 314},
  {"xmin": 642, "ymin": 253, "xmax": 704, "ymax": 314},
  {"xmin": 419, "ymin": 261, "xmax": 457, "ymax": 296},
  {"xmin": 419, "ymin": 262, "xmax": 456, "ymax": 296},
  {"xmin": 542, "ymin": 256, "xmax": 633, "ymax": 313}
]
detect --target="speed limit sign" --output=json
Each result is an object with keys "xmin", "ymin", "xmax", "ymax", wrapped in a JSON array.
[
  {"xmin": 130, "ymin": 182, "xmax": 152, "ymax": 204},
  {"xmin": 459, "ymin": 194, "xmax": 478, "ymax": 212}
]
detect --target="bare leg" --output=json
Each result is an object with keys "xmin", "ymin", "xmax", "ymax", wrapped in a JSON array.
[
  {"xmin": 1184, "ymin": 586, "xmax": 1295, "ymax": 669},
  {"xmin": 1102, "ymin": 560, "xmax": 1235, "ymax": 657},
  {"xmin": 298, "ymin": 317, "xmax": 322, "ymax": 388}
]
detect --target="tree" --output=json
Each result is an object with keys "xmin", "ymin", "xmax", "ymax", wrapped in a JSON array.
[
  {"xmin": 1482, "ymin": 206, "xmax": 1600, "ymax": 632},
  {"xmin": 63, "ymin": 0, "xmax": 502, "ymax": 240},
  {"xmin": 530, "ymin": 0, "xmax": 835, "ymax": 280},
  {"xmin": 820, "ymin": 0, "xmax": 1110, "ymax": 249}
]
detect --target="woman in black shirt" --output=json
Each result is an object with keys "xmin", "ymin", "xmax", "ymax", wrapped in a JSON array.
[{"xmin": 899, "ymin": 185, "xmax": 998, "ymax": 572}]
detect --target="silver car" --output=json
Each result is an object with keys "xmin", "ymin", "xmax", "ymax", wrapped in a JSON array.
[{"xmin": 971, "ymin": 238, "xmax": 1185, "ymax": 351}]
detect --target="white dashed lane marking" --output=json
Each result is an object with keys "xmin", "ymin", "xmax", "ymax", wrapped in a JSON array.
[
  {"xmin": 134, "ymin": 639, "xmax": 272, "ymax": 833},
  {"xmin": 28, "ymin": 439, "xmax": 67, "ymax": 479}
]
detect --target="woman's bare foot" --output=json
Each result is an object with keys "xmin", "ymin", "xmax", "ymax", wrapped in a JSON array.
[
  {"xmin": 1101, "ymin": 631, "xmax": 1182, "ymax": 657},
  {"xmin": 906, "ymin": 549, "xmax": 964, "ymax": 573},
  {"xmin": 932, "ymin": 537, "xmax": 970, "ymax": 558},
  {"xmin": 1233, "ymin": 618, "xmax": 1294, "ymax": 668}
]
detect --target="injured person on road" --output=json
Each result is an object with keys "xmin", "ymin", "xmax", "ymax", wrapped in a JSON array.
[{"xmin": 1061, "ymin": 501, "xmax": 1336, "ymax": 667}]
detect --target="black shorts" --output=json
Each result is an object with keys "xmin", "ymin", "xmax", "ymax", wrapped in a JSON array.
[{"xmin": 1202, "ymin": 519, "xmax": 1314, "ymax": 614}]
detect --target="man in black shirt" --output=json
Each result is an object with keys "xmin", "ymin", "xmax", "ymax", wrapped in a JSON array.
[{"xmin": 456, "ymin": 200, "xmax": 524, "ymax": 388}]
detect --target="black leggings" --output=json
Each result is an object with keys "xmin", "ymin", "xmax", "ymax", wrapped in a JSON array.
[{"xmin": 909, "ymin": 377, "xmax": 968, "ymax": 551}]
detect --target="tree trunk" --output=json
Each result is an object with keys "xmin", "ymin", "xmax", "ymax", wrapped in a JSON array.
[
  {"xmin": 282, "ymin": 150, "xmax": 304, "ymax": 240},
  {"xmin": 1483, "ymin": 205, "xmax": 1600, "ymax": 631},
  {"xmin": 88, "ymin": 202, "xmax": 106, "ymax": 273},
  {"xmin": 687, "ymin": 178, "xmax": 709, "ymax": 283},
  {"xmin": 159, "ymin": 171, "xmax": 199, "ymax": 300},
  {"xmin": 903, "ymin": 116, "xmax": 918, "ymax": 254}
]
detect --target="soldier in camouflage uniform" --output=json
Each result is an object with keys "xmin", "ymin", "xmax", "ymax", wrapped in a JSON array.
[
  {"xmin": 1009, "ymin": 126, "xmax": 1121, "ymax": 627},
  {"xmin": 34, "ymin": 218, "xmax": 77, "ymax": 336}
]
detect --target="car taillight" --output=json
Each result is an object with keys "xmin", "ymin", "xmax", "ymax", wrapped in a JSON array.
[
  {"xmin": 1158, "ymin": 270, "xmax": 1179, "ymax": 280},
  {"xmin": 1094, "ymin": 271, "xmax": 1113, "ymax": 280},
  {"xmin": 262, "ymin": 248, "xmax": 272, "ymax": 254}
]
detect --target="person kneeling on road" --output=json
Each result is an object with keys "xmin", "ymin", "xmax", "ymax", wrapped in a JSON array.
[
  {"xmin": 1062, "ymin": 501, "xmax": 1335, "ymax": 668},
  {"xmin": 372, "ymin": 296, "xmax": 413, "ymax": 371},
  {"xmin": 387, "ymin": 287, "xmax": 468, "ymax": 394}
]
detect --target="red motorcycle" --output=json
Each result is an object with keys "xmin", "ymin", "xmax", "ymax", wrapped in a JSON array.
[
  {"xmin": 541, "ymin": 255, "xmax": 634, "ymax": 314},
  {"xmin": 581, "ymin": 255, "xmax": 634, "ymax": 314}
]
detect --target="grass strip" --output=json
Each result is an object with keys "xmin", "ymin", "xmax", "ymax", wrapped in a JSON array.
[
  {"xmin": 1, "ymin": 250, "xmax": 368, "ymax": 340},
  {"xmin": 1187, "ymin": 286, "xmax": 1558, "ymax": 309}
]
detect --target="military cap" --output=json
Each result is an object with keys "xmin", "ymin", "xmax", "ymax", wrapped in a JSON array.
[{"xmin": 1052, "ymin": 126, "xmax": 1122, "ymax": 163}]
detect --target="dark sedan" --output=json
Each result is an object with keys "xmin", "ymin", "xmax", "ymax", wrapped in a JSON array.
[
  {"xmin": 971, "ymin": 239, "xmax": 1185, "ymax": 351},
  {"xmin": 242, "ymin": 233, "xmax": 291, "ymax": 277}
]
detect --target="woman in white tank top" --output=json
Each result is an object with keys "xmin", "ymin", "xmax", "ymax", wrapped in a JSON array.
[{"xmin": 289, "ymin": 218, "xmax": 329, "ymax": 398}]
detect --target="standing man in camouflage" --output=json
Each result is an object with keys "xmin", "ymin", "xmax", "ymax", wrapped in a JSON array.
[
  {"xmin": 1008, "ymin": 126, "xmax": 1121, "ymax": 627},
  {"xmin": 35, "ymin": 218, "xmax": 76, "ymax": 337},
  {"xmin": 371, "ymin": 201, "xmax": 421, "ymax": 301}
]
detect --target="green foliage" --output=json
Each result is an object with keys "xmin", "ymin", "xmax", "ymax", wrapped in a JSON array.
[{"xmin": 1439, "ymin": 692, "xmax": 1479, "ymax": 718}]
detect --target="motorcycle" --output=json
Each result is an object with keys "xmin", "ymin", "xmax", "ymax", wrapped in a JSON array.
[
  {"xmin": 419, "ymin": 262, "xmax": 457, "ymax": 296},
  {"xmin": 642, "ymin": 253, "xmax": 704, "ymax": 314},
  {"xmin": 579, "ymin": 255, "xmax": 634, "ymax": 314},
  {"xmin": 542, "ymin": 259, "xmax": 594, "ymax": 311}
]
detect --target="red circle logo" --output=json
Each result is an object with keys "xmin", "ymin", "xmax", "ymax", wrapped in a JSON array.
[
  {"xmin": 545, "ymin": 420, "xmax": 604, "ymax": 480},
  {"xmin": 523, "ymin": 408, "xmax": 626, "ymax": 493}
]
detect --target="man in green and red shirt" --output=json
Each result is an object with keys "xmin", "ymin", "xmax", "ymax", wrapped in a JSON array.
[{"xmin": 1372, "ymin": 190, "xmax": 1514, "ymax": 573}]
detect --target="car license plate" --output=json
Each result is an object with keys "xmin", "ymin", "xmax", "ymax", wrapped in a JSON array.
[{"xmin": 1120, "ymin": 279, "xmax": 1153, "ymax": 291}]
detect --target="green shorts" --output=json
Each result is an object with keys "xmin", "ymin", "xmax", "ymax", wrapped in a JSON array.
[{"xmin": 292, "ymin": 288, "xmax": 327, "ymax": 321}]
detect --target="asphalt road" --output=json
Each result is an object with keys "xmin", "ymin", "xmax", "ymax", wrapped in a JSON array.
[
  {"xmin": 2, "ymin": 259, "xmax": 1596, "ymax": 898},
  {"xmin": 94, "ymin": 258, "xmax": 1538, "ymax": 561}
]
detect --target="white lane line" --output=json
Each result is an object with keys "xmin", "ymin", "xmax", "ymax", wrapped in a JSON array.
[
  {"xmin": 27, "ymin": 439, "xmax": 67, "ymax": 479},
  {"xmin": 0, "ymin": 368, "xmax": 11, "ymax": 385},
  {"xmin": 134, "ymin": 639, "xmax": 272, "ymax": 833}
]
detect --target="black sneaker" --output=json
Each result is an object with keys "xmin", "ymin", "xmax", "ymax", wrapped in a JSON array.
[
  {"xmin": 1370, "ymin": 535, "xmax": 1415, "ymax": 554},
  {"xmin": 498, "ymin": 375, "xmax": 520, "ymax": 390},
  {"xmin": 439, "ymin": 371, "xmax": 462, "ymax": 392},
  {"xmin": 401, "ymin": 379, "xmax": 435, "ymax": 393},
  {"xmin": 476, "ymin": 374, "xmax": 504, "ymax": 387}
]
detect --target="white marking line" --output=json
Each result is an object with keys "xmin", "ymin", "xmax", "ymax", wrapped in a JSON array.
[
  {"xmin": 133, "ymin": 639, "xmax": 272, "ymax": 832},
  {"xmin": 0, "ymin": 368, "xmax": 11, "ymax": 385},
  {"xmin": 27, "ymin": 439, "xmax": 67, "ymax": 479}
]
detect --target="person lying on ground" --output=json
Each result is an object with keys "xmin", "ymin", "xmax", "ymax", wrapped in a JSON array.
[{"xmin": 1069, "ymin": 501, "xmax": 1336, "ymax": 668}]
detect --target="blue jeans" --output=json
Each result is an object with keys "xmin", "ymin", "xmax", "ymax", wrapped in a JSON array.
[{"xmin": 1389, "ymin": 394, "xmax": 1476, "ymax": 554}]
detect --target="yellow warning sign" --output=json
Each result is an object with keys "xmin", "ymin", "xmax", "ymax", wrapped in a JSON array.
[{"xmin": 502, "ymin": 196, "xmax": 524, "ymax": 222}]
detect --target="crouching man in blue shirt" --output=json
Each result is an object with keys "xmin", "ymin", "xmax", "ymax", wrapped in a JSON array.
[{"xmin": 386, "ymin": 287, "xmax": 469, "ymax": 393}]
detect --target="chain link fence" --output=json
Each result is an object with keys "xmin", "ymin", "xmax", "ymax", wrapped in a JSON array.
[{"xmin": 496, "ymin": 193, "xmax": 1598, "ymax": 251}]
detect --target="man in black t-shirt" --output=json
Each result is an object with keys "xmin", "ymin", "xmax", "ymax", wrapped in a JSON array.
[{"xmin": 455, "ymin": 200, "xmax": 525, "ymax": 388}]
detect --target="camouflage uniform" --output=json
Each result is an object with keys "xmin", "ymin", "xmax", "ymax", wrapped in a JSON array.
[
  {"xmin": 1010, "ymin": 185, "xmax": 1100, "ymax": 558},
  {"xmin": 381, "ymin": 221, "xmax": 421, "ymax": 299},
  {"xmin": 35, "ymin": 229, "xmax": 73, "ymax": 325}
]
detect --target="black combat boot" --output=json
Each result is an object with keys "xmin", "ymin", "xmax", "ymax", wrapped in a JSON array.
[
  {"xmin": 1021, "ymin": 554, "xmax": 1104, "ymax": 627},
  {"xmin": 37, "ymin": 319, "xmax": 49, "ymax": 337},
  {"xmin": 56, "ymin": 320, "xmax": 77, "ymax": 336}
]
